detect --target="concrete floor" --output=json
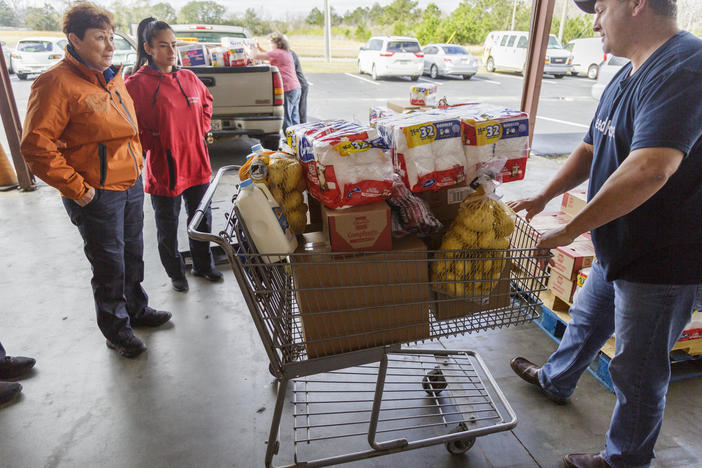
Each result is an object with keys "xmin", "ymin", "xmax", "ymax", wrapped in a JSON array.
[{"xmin": 1, "ymin": 148, "xmax": 701, "ymax": 468}]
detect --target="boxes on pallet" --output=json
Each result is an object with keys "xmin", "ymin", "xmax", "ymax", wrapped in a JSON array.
[
  {"xmin": 561, "ymin": 189, "xmax": 587, "ymax": 218},
  {"xmin": 551, "ymin": 236, "xmax": 595, "ymax": 281},
  {"xmin": 547, "ymin": 270, "xmax": 578, "ymax": 304},
  {"xmin": 292, "ymin": 236, "xmax": 431, "ymax": 358}
]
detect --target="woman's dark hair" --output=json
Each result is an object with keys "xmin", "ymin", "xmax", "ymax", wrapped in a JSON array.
[
  {"xmin": 135, "ymin": 17, "xmax": 174, "ymax": 69},
  {"xmin": 63, "ymin": 2, "xmax": 115, "ymax": 41}
]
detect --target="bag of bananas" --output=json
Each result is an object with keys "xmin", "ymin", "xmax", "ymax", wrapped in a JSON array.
[
  {"xmin": 432, "ymin": 190, "xmax": 515, "ymax": 300},
  {"xmin": 239, "ymin": 151, "xmax": 309, "ymax": 234}
]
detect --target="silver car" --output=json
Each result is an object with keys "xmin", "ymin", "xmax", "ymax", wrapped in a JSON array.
[
  {"xmin": 591, "ymin": 55, "xmax": 629, "ymax": 100},
  {"xmin": 422, "ymin": 44, "xmax": 479, "ymax": 80},
  {"xmin": 11, "ymin": 36, "xmax": 68, "ymax": 80}
]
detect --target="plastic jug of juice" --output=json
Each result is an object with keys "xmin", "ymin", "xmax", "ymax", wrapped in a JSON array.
[{"xmin": 235, "ymin": 178, "xmax": 298, "ymax": 263}]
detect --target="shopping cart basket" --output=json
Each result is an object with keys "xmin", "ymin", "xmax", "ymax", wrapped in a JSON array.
[{"xmin": 188, "ymin": 166, "xmax": 551, "ymax": 467}]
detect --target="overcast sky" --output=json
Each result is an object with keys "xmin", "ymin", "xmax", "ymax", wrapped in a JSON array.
[{"xmin": 36, "ymin": 0, "xmax": 467, "ymax": 18}]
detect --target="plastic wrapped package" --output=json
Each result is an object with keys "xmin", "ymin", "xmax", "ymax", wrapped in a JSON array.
[
  {"xmin": 284, "ymin": 121, "xmax": 394, "ymax": 209},
  {"xmin": 369, "ymin": 106, "xmax": 393, "ymax": 127},
  {"xmin": 178, "ymin": 44, "xmax": 209, "ymax": 66},
  {"xmin": 460, "ymin": 104, "xmax": 529, "ymax": 183},
  {"xmin": 432, "ymin": 185, "xmax": 516, "ymax": 300},
  {"xmin": 410, "ymin": 84, "xmax": 438, "ymax": 106},
  {"xmin": 375, "ymin": 111, "xmax": 465, "ymax": 193},
  {"xmin": 386, "ymin": 174, "xmax": 442, "ymax": 238}
]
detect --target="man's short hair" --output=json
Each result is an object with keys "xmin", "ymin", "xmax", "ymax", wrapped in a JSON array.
[
  {"xmin": 647, "ymin": 0, "xmax": 677, "ymax": 17},
  {"xmin": 63, "ymin": 2, "xmax": 115, "ymax": 40}
]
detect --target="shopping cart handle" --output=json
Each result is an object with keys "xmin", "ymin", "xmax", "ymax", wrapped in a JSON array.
[{"xmin": 188, "ymin": 165, "xmax": 240, "ymax": 244}]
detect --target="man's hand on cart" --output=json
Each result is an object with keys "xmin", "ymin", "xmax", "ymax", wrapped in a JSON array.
[
  {"xmin": 533, "ymin": 225, "xmax": 579, "ymax": 271},
  {"xmin": 506, "ymin": 195, "xmax": 547, "ymax": 222}
]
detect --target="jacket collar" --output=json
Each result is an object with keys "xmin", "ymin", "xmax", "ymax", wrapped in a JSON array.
[
  {"xmin": 64, "ymin": 45, "xmax": 122, "ymax": 88},
  {"xmin": 141, "ymin": 62, "xmax": 181, "ymax": 76}
]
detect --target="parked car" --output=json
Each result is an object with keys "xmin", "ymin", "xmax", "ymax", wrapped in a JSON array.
[
  {"xmin": 171, "ymin": 24, "xmax": 249, "ymax": 43},
  {"xmin": 591, "ymin": 55, "xmax": 629, "ymax": 100},
  {"xmin": 11, "ymin": 36, "xmax": 68, "ymax": 80},
  {"xmin": 358, "ymin": 36, "xmax": 424, "ymax": 81},
  {"xmin": 566, "ymin": 37, "xmax": 607, "ymax": 79},
  {"xmin": 421, "ymin": 43, "xmax": 478, "ymax": 80},
  {"xmin": 112, "ymin": 32, "xmax": 137, "ymax": 69},
  {"xmin": 483, "ymin": 31, "xmax": 572, "ymax": 78},
  {"xmin": 1, "ymin": 41, "xmax": 11, "ymax": 73}
]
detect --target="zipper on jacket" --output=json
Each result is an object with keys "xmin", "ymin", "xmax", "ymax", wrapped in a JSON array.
[
  {"xmin": 98, "ymin": 143, "xmax": 107, "ymax": 186},
  {"xmin": 100, "ymin": 84, "xmax": 141, "ymax": 178},
  {"xmin": 166, "ymin": 150, "xmax": 176, "ymax": 191}
]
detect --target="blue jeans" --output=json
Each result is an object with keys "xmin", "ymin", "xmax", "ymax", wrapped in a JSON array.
[
  {"xmin": 538, "ymin": 261, "xmax": 696, "ymax": 467},
  {"xmin": 283, "ymin": 87, "xmax": 301, "ymax": 132},
  {"xmin": 63, "ymin": 178, "xmax": 150, "ymax": 342},
  {"xmin": 150, "ymin": 183, "xmax": 215, "ymax": 280}
]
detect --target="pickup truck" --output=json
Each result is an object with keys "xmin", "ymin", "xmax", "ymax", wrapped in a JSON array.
[{"xmin": 122, "ymin": 25, "xmax": 284, "ymax": 149}]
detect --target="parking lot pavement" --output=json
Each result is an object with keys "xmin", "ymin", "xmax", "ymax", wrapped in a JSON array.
[{"xmin": 2, "ymin": 71, "xmax": 596, "ymax": 158}]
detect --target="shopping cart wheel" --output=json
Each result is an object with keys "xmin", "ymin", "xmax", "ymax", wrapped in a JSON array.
[
  {"xmin": 445, "ymin": 423, "xmax": 476, "ymax": 455},
  {"xmin": 422, "ymin": 367, "xmax": 447, "ymax": 395}
]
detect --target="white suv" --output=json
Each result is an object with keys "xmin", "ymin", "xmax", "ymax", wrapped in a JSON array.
[
  {"xmin": 483, "ymin": 31, "xmax": 572, "ymax": 78},
  {"xmin": 358, "ymin": 36, "xmax": 424, "ymax": 81}
]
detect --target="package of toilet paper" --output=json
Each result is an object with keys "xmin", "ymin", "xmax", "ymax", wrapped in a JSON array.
[
  {"xmin": 460, "ymin": 104, "xmax": 529, "ymax": 182},
  {"xmin": 284, "ymin": 121, "xmax": 394, "ymax": 209},
  {"xmin": 410, "ymin": 84, "xmax": 438, "ymax": 106},
  {"xmin": 375, "ymin": 111, "xmax": 465, "ymax": 193}
]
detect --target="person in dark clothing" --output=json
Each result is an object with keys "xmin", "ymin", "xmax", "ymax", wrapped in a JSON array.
[
  {"xmin": 508, "ymin": 1, "xmax": 702, "ymax": 467},
  {"xmin": 0, "ymin": 341, "xmax": 35, "ymax": 407},
  {"xmin": 290, "ymin": 50, "xmax": 308, "ymax": 124}
]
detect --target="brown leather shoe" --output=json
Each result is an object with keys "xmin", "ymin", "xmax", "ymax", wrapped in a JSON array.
[
  {"xmin": 563, "ymin": 453, "xmax": 612, "ymax": 467},
  {"xmin": 0, "ymin": 382, "xmax": 22, "ymax": 408},
  {"xmin": 0, "ymin": 356, "xmax": 36, "ymax": 380},
  {"xmin": 510, "ymin": 357, "xmax": 540, "ymax": 385},
  {"xmin": 510, "ymin": 356, "xmax": 569, "ymax": 404}
]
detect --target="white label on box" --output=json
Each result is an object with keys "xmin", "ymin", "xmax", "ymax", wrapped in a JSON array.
[{"xmin": 447, "ymin": 186, "xmax": 472, "ymax": 204}]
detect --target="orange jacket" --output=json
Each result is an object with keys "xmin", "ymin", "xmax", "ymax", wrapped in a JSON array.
[{"xmin": 21, "ymin": 51, "xmax": 143, "ymax": 200}]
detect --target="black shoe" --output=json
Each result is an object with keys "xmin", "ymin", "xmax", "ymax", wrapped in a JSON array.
[
  {"xmin": 131, "ymin": 307, "xmax": 172, "ymax": 328},
  {"xmin": 106, "ymin": 332, "xmax": 147, "ymax": 358},
  {"xmin": 172, "ymin": 276, "xmax": 189, "ymax": 292},
  {"xmin": 192, "ymin": 268, "xmax": 223, "ymax": 282},
  {"xmin": 510, "ymin": 356, "xmax": 569, "ymax": 405},
  {"xmin": 563, "ymin": 453, "xmax": 612, "ymax": 468},
  {"xmin": 0, "ymin": 356, "xmax": 36, "ymax": 380},
  {"xmin": 0, "ymin": 382, "xmax": 22, "ymax": 407}
]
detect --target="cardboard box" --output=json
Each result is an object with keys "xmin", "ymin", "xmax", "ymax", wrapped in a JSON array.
[
  {"xmin": 551, "ymin": 237, "xmax": 595, "ymax": 280},
  {"xmin": 431, "ymin": 260, "xmax": 512, "ymax": 321},
  {"xmin": 561, "ymin": 189, "xmax": 587, "ymax": 218},
  {"xmin": 548, "ymin": 270, "xmax": 577, "ymax": 304},
  {"xmin": 322, "ymin": 202, "xmax": 392, "ymax": 252},
  {"xmin": 387, "ymin": 99, "xmax": 434, "ymax": 114},
  {"xmin": 292, "ymin": 236, "xmax": 431, "ymax": 358},
  {"xmin": 417, "ymin": 183, "xmax": 471, "ymax": 226}
]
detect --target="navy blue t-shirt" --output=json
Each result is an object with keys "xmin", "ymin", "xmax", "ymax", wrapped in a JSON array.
[{"xmin": 584, "ymin": 31, "xmax": 702, "ymax": 284}]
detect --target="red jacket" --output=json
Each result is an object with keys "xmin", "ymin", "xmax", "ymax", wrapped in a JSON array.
[{"xmin": 125, "ymin": 66, "xmax": 213, "ymax": 197}]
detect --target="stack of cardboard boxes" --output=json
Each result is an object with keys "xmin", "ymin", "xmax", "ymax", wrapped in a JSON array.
[{"xmin": 520, "ymin": 189, "xmax": 594, "ymax": 305}]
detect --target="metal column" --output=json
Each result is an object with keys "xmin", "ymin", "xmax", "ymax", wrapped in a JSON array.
[
  {"xmin": 521, "ymin": 0, "xmax": 558, "ymax": 149},
  {"xmin": 0, "ymin": 42, "xmax": 36, "ymax": 191}
]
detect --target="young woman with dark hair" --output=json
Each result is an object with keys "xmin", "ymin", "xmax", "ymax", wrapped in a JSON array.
[{"xmin": 126, "ymin": 17, "xmax": 222, "ymax": 293}]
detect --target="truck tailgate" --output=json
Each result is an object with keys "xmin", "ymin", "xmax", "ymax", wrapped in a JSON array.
[{"xmin": 189, "ymin": 65, "xmax": 274, "ymax": 113}]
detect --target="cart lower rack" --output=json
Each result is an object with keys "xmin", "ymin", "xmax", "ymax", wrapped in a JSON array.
[{"xmin": 189, "ymin": 166, "xmax": 551, "ymax": 467}]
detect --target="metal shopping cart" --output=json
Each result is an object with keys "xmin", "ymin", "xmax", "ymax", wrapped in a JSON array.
[{"xmin": 188, "ymin": 166, "xmax": 551, "ymax": 467}]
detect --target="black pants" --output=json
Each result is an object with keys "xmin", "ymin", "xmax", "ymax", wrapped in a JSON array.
[
  {"xmin": 150, "ymin": 183, "xmax": 215, "ymax": 281},
  {"xmin": 63, "ymin": 178, "xmax": 149, "ymax": 341},
  {"xmin": 299, "ymin": 85, "xmax": 309, "ymax": 124}
]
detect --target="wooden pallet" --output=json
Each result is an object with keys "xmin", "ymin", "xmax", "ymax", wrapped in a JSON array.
[{"xmin": 534, "ymin": 293, "xmax": 702, "ymax": 392}]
